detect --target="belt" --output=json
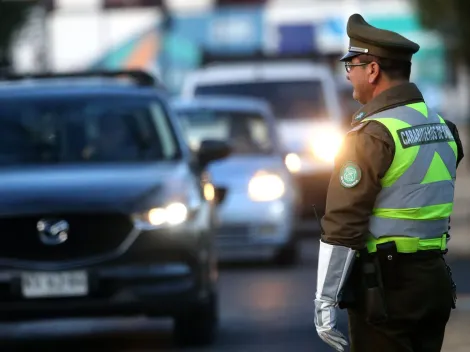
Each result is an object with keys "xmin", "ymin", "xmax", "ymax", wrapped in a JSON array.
[{"xmin": 366, "ymin": 234, "xmax": 447, "ymax": 254}]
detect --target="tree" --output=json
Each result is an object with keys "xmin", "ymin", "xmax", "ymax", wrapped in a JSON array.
[
  {"xmin": 413, "ymin": 0, "xmax": 470, "ymax": 66},
  {"xmin": 0, "ymin": 0, "xmax": 35, "ymax": 68}
]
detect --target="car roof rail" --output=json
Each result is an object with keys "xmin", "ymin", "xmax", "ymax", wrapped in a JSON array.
[{"xmin": 0, "ymin": 69, "xmax": 159, "ymax": 87}]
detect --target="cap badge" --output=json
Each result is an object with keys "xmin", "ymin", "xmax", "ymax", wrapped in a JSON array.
[{"xmin": 349, "ymin": 46, "xmax": 369, "ymax": 53}]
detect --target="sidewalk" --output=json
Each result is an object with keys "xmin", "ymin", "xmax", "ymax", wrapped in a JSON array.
[
  {"xmin": 434, "ymin": 124, "xmax": 469, "ymax": 351},
  {"xmin": 442, "ymin": 295, "xmax": 470, "ymax": 351},
  {"xmin": 445, "ymin": 123, "xmax": 470, "ymax": 257}
]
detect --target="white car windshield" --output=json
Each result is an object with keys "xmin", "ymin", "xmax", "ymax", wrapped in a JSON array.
[
  {"xmin": 194, "ymin": 80, "xmax": 327, "ymax": 119},
  {"xmin": 175, "ymin": 109, "xmax": 273, "ymax": 155}
]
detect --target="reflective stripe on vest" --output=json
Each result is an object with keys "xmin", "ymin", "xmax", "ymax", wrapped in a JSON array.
[{"xmin": 363, "ymin": 102, "xmax": 457, "ymax": 241}]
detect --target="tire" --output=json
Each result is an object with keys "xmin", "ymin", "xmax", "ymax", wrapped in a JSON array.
[{"xmin": 173, "ymin": 292, "xmax": 219, "ymax": 347}]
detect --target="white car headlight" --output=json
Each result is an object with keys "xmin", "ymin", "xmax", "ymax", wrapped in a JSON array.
[
  {"xmin": 310, "ymin": 129, "xmax": 344, "ymax": 163},
  {"xmin": 134, "ymin": 202, "xmax": 188, "ymax": 229},
  {"xmin": 285, "ymin": 153, "xmax": 302, "ymax": 173},
  {"xmin": 248, "ymin": 172, "xmax": 285, "ymax": 202}
]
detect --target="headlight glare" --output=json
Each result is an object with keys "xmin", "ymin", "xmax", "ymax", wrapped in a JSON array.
[
  {"xmin": 311, "ymin": 130, "xmax": 343, "ymax": 163},
  {"xmin": 248, "ymin": 172, "xmax": 285, "ymax": 202},
  {"xmin": 285, "ymin": 153, "xmax": 302, "ymax": 173},
  {"xmin": 138, "ymin": 202, "xmax": 188, "ymax": 228},
  {"xmin": 203, "ymin": 183, "xmax": 215, "ymax": 201},
  {"xmin": 166, "ymin": 202, "xmax": 188, "ymax": 225},
  {"xmin": 148, "ymin": 208, "xmax": 166, "ymax": 226}
]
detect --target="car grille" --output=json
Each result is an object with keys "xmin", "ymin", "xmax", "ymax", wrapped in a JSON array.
[
  {"xmin": 217, "ymin": 224, "xmax": 250, "ymax": 245},
  {"xmin": 0, "ymin": 213, "xmax": 133, "ymax": 262}
]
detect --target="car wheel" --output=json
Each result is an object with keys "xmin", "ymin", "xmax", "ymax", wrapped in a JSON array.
[
  {"xmin": 274, "ymin": 242, "xmax": 299, "ymax": 267},
  {"xmin": 173, "ymin": 292, "xmax": 219, "ymax": 347}
]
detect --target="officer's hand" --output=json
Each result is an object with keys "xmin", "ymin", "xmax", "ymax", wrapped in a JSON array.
[{"xmin": 315, "ymin": 298, "xmax": 348, "ymax": 351}]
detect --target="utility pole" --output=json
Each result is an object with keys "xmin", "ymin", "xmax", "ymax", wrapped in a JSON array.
[{"xmin": 35, "ymin": 1, "xmax": 50, "ymax": 72}]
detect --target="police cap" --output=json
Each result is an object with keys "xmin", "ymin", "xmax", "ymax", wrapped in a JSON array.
[{"xmin": 340, "ymin": 14, "xmax": 420, "ymax": 62}]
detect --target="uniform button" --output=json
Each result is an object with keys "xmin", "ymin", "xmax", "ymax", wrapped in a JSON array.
[{"xmin": 387, "ymin": 255, "xmax": 393, "ymax": 260}]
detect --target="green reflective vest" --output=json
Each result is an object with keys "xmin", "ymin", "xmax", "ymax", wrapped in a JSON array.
[{"xmin": 362, "ymin": 102, "xmax": 457, "ymax": 253}]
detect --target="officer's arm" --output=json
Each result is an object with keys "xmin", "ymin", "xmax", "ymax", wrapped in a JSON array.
[
  {"xmin": 443, "ymin": 119, "xmax": 463, "ymax": 240},
  {"xmin": 315, "ymin": 121, "xmax": 394, "ymax": 318},
  {"xmin": 321, "ymin": 121, "xmax": 394, "ymax": 250},
  {"xmin": 444, "ymin": 119, "xmax": 464, "ymax": 168}
]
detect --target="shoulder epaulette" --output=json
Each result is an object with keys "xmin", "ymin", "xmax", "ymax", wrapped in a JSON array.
[{"xmin": 348, "ymin": 121, "xmax": 370, "ymax": 134}]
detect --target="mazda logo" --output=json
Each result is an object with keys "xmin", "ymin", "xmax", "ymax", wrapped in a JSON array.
[{"xmin": 37, "ymin": 219, "xmax": 69, "ymax": 245}]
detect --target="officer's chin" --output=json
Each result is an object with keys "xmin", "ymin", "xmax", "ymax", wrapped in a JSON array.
[
  {"xmin": 352, "ymin": 90, "xmax": 361, "ymax": 103},
  {"xmin": 353, "ymin": 91, "xmax": 366, "ymax": 105}
]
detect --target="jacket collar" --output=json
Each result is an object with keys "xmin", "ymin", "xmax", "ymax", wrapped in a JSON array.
[{"xmin": 351, "ymin": 82, "xmax": 424, "ymax": 126}]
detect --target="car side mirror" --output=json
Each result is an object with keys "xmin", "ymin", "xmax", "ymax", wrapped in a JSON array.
[{"xmin": 197, "ymin": 139, "xmax": 231, "ymax": 168}]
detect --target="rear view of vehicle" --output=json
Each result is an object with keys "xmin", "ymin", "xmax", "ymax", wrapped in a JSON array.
[
  {"xmin": 0, "ymin": 71, "xmax": 231, "ymax": 347},
  {"xmin": 182, "ymin": 60, "xmax": 345, "ymax": 226},
  {"xmin": 172, "ymin": 96, "xmax": 299, "ymax": 265}
]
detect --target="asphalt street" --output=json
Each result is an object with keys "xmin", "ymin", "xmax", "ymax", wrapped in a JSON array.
[{"xmin": 0, "ymin": 239, "xmax": 468, "ymax": 352}]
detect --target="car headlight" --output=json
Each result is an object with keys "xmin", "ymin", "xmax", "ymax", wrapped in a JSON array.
[
  {"xmin": 310, "ymin": 129, "xmax": 344, "ymax": 163},
  {"xmin": 248, "ymin": 172, "xmax": 285, "ymax": 202},
  {"xmin": 134, "ymin": 202, "xmax": 189, "ymax": 229},
  {"xmin": 285, "ymin": 153, "xmax": 302, "ymax": 173},
  {"xmin": 203, "ymin": 183, "xmax": 215, "ymax": 202}
]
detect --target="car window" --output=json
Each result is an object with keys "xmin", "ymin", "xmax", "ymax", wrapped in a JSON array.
[
  {"xmin": 194, "ymin": 81, "xmax": 328, "ymax": 119},
  {"xmin": 175, "ymin": 109, "xmax": 273, "ymax": 155},
  {"xmin": 0, "ymin": 96, "xmax": 180, "ymax": 165},
  {"xmin": 149, "ymin": 102, "xmax": 178, "ymax": 159}
]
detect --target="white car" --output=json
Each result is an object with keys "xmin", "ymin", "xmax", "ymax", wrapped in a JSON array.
[
  {"xmin": 181, "ymin": 60, "xmax": 345, "ymax": 228},
  {"xmin": 171, "ymin": 96, "xmax": 300, "ymax": 265}
]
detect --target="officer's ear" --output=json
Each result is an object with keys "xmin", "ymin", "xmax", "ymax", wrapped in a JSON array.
[{"xmin": 367, "ymin": 62, "xmax": 380, "ymax": 84}]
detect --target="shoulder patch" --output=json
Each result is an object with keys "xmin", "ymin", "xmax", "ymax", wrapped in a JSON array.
[
  {"xmin": 354, "ymin": 112, "xmax": 365, "ymax": 121},
  {"xmin": 339, "ymin": 161, "xmax": 362, "ymax": 188}
]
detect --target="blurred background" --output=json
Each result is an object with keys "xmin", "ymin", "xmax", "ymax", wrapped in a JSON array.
[
  {"xmin": 4, "ymin": 0, "xmax": 464, "ymax": 115},
  {"xmin": 0, "ymin": 0, "xmax": 470, "ymax": 351}
]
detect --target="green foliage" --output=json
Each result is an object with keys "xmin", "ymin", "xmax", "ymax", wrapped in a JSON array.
[{"xmin": 414, "ymin": 0, "xmax": 470, "ymax": 64}]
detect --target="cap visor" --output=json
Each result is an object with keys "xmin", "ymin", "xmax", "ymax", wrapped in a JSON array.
[{"xmin": 340, "ymin": 51, "xmax": 361, "ymax": 62}]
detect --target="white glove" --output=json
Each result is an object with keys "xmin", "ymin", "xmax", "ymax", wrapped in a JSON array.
[
  {"xmin": 315, "ymin": 298, "xmax": 348, "ymax": 351},
  {"xmin": 314, "ymin": 240, "xmax": 356, "ymax": 351}
]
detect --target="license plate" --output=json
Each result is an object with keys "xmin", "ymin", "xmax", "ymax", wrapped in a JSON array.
[{"xmin": 21, "ymin": 271, "xmax": 88, "ymax": 298}]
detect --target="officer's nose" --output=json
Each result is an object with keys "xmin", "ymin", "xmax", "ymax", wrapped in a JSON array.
[{"xmin": 346, "ymin": 74, "xmax": 351, "ymax": 81}]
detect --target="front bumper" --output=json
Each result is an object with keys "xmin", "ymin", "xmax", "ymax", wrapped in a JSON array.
[
  {"xmin": 215, "ymin": 222, "xmax": 292, "ymax": 261},
  {"xmin": 0, "ymin": 228, "xmax": 216, "ymax": 321},
  {"xmin": 215, "ymin": 193, "xmax": 295, "ymax": 259}
]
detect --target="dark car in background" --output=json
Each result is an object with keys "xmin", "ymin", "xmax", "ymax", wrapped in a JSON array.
[{"xmin": 0, "ymin": 71, "xmax": 230, "ymax": 347}]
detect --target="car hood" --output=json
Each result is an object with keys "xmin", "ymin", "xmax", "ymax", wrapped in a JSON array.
[
  {"xmin": 207, "ymin": 155, "xmax": 284, "ymax": 189},
  {"xmin": 0, "ymin": 162, "xmax": 188, "ymax": 216}
]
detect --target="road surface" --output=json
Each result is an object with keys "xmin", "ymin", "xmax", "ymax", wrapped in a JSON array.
[{"xmin": 0, "ymin": 239, "xmax": 468, "ymax": 352}]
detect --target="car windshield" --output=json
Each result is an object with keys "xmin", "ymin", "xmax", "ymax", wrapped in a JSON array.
[
  {"xmin": 194, "ymin": 81, "xmax": 327, "ymax": 119},
  {"xmin": 0, "ymin": 95, "xmax": 180, "ymax": 165},
  {"xmin": 175, "ymin": 108, "xmax": 273, "ymax": 155}
]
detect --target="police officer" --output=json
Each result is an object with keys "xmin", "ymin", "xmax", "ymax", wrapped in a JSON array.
[{"xmin": 314, "ymin": 14, "xmax": 463, "ymax": 352}]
